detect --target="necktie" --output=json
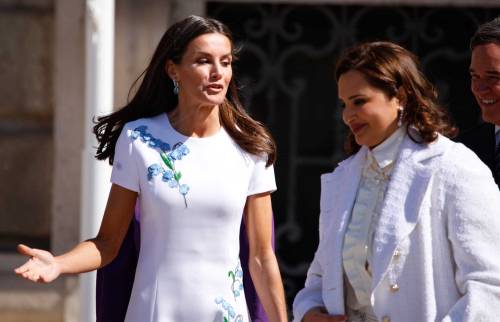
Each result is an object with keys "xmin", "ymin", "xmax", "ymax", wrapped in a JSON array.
[{"xmin": 495, "ymin": 131, "xmax": 500, "ymax": 186}]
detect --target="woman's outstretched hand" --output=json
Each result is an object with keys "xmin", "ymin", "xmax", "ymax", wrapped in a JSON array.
[{"xmin": 14, "ymin": 244, "xmax": 61, "ymax": 283}]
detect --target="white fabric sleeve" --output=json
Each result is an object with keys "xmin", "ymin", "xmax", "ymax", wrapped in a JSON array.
[
  {"xmin": 292, "ymin": 246, "xmax": 326, "ymax": 322},
  {"xmin": 110, "ymin": 125, "xmax": 140, "ymax": 193},
  {"xmin": 247, "ymin": 155, "xmax": 277, "ymax": 196},
  {"xmin": 441, "ymin": 145, "xmax": 500, "ymax": 322}
]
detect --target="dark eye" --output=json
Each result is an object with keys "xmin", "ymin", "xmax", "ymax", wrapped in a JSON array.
[
  {"xmin": 197, "ymin": 58, "xmax": 209, "ymax": 64},
  {"xmin": 353, "ymin": 98, "xmax": 365, "ymax": 106},
  {"xmin": 488, "ymin": 76, "xmax": 500, "ymax": 83},
  {"xmin": 221, "ymin": 60, "xmax": 232, "ymax": 67},
  {"xmin": 470, "ymin": 74, "xmax": 479, "ymax": 80}
]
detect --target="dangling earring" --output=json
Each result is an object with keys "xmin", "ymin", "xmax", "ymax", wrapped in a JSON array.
[
  {"xmin": 397, "ymin": 106, "xmax": 404, "ymax": 127},
  {"xmin": 172, "ymin": 80, "xmax": 179, "ymax": 95}
]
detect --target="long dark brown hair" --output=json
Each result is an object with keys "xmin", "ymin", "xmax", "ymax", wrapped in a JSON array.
[
  {"xmin": 335, "ymin": 41, "xmax": 457, "ymax": 155},
  {"xmin": 94, "ymin": 15, "xmax": 276, "ymax": 166}
]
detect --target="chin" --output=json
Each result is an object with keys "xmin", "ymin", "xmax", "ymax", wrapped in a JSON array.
[
  {"xmin": 481, "ymin": 111, "xmax": 500, "ymax": 124},
  {"xmin": 204, "ymin": 95, "xmax": 227, "ymax": 106},
  {"xmin": 354, "ymin": 137, "xmax": 368, "ymax": 147}
]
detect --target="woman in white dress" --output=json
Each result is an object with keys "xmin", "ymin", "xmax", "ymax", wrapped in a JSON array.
[
  {"xmin": 293, "ymin": 41, "xmax": 500, "ymax": 322},
  {"xmin": 15, "ymin": 15, "xmax": 288, "ymax": 322}
]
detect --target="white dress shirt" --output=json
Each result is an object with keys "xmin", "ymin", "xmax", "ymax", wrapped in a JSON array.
[{"xmin": 342, "ymin": 127, "xmax": 405, "ymax": 322}]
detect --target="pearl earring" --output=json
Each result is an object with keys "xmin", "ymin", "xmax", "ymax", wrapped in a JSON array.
[
  {"xmin": 397, "ymin": 106, "xmax": 404, "ymax": 127},
  {"xmin": 172, "ymin": 80, "xmax": 179, "ymax": 95}
]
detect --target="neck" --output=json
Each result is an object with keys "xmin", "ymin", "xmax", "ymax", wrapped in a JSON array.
[{"xmin": 168, "ymin": 100, "xmax": 221, "ymax": 138}]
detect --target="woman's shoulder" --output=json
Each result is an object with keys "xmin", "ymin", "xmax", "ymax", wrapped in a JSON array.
[
  {"xmin": 441, "ymin": 136, "xmax": 487, "ymax": 167},
  {"xmin": 220, "ymin": 130, "xmax": 269, "ymax": 166},
  {"xmin": 123, "ymin": 114, "xmax": 164, "ymax": 131},
  {"xmin": 437, "ymin": 134, "xmax": 493, "ymax": 181},
  {"xmin": 320, "ymin": 153, "xmax": 357, "ymax": 183}
]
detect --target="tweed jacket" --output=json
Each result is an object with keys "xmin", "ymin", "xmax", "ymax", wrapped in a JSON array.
[
  {"xmin": 293, "ymin": 133, "xmax": 500, "ymax": 322},
  {"xmin": 457, "ymin": 122, "xmax": 498, "ymax": 187}
]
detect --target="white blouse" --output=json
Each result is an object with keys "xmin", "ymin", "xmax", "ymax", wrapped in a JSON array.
[{"xmin": 342, "ymin": 127, "xmax": 406, "ymax": 321}]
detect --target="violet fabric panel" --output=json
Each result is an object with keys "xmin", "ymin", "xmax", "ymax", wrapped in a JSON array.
[
  {"xmin": 239, "ymin": 217, "xmax": 274, "ymax": 322},
  {"xmin": 96, "ymin": 215, "xmax": 140, "ymax": 322}
]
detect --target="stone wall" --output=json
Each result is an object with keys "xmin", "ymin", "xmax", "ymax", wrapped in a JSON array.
[{"xmin": 0, "ymin": 0, "xmax": 53, "ymax": 252}]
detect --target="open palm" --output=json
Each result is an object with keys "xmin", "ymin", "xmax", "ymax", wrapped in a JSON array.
[{"xmin": 14, "ymin": 244, "xmax": 60, "ymax": 283}]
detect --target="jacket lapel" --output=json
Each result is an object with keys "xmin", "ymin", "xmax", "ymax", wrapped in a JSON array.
[
  {"xmin": 371, "ymin": 134, "xmax": 450, "ymax": 290},
  {"xmin": 320, "ymin": 147, "xmax": 366, "ymax": 312}
]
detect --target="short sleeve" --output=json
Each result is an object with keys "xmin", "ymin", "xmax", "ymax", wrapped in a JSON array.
[
  {"xmin": 247, "ymin": 155, "xmax": 277, "ymax": 196},
  {"xmin": 110, "ymin": 125, "xmax": 140, "ymax": 193}
]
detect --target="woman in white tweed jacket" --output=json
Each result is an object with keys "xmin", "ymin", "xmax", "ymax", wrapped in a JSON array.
[{"xmin": 293, "ymin": 41, "xmax": 500, "ymax": 322}]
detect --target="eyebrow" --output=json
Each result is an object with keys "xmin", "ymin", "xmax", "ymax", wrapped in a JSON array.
[
  {"xmin": 469, "ymin": 67, "xmax": 500, "ymax": 75},
  {"xmin": 193, "ymin": 51, "xmax": 232, "ymax": 58},
  {"xmin": 348, "ymin": 94, "xmax": 364, "ymax": 100}
]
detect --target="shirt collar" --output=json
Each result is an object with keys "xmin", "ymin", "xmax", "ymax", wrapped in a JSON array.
[{"xmin": 368, "ymin": 127, "xmax": 406, "ymax": 169}]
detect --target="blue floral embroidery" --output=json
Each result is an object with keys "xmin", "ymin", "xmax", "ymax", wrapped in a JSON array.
[
  {"xmin": 214, "ymin": 260, "xmax": 245, "ymax": 322},
  {"xmin": 147, "ymin": 164, "xmax": 163, "ymax": 181},
  {"xmin": 215, "ymin": 297, "xmax": 244, "ymax": 322},
  {"xmin": 132, "ymin": 125, "xmax": 190, "ymax": 207},
  {"xmin": 228, "ymin": 261, "xmax": 244, "ymax": 299}
]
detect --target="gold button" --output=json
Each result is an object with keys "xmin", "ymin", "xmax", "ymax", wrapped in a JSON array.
[
  {"xmin": 390, "ymin": 283, "xmax": 400, "ymax": 292},
  {"xmin": 382, "ymin": 316, "xmax": 391, "ymax": 322}
]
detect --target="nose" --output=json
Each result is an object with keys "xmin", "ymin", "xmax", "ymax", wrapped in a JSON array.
[
  {"xmin": 210, "ymin": 63, "xmax": 223, "ymax": 81},
  {"xmin": 472, "ymin": 78, "xmax": 490, "ymax": 94},
  {"xmin": 342, "ymin": 105, "xmax": 354, "ymax": 125}
]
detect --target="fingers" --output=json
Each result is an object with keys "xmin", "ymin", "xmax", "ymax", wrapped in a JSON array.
[
  {"xmin": 17, "ymin": 244, "xmax": 34, "ymax": 257},
  {"xmin": 14, "ymin": 257, "xmax": 34, "ymax": 274},
  {"xmin": 14, "ymin": 262, "xmax": 47, "ymax": 283},
  {"xmin": 14, "ymin": 261, "xmax": 40, "ymax": 282},
  {"xmin": 21, "ymin": 271, "xmax": 40, "ymax": 283}
]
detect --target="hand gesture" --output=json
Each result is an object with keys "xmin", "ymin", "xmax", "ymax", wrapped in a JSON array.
[
  {"xmin": 14, "ymin": 244, "xmax": 61, "ymax": 283},
  {"xmin": 302, "ymin": 307, "xmax": 347, "ymax": 322}
]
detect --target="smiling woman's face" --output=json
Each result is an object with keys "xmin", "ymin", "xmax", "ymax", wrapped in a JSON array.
[
  {"xmin": 167, "ymin": 32, "xmax": 233, "ymax": 107},
  {"xmin": 339, "ymin": 70, "xmax": 401, "ymax": 148}
]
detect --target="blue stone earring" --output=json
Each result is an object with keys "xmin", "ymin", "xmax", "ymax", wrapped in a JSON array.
[{"xmin": 172, "ymin": 80, "xmax": 179, "ymax": 95}]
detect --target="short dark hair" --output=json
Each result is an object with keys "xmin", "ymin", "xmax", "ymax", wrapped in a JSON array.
[{"xmin": 470, "ymin": 16, "xmax": 500, "ymax": 50}]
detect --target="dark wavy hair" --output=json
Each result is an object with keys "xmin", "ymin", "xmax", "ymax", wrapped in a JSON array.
[
  {"xmin": 94, "ymin": 15, "xmax": 276, "ymax": 166},
  {"xmin": 335, "ymin": 41, "xmax": 457, "ymax": 155}
]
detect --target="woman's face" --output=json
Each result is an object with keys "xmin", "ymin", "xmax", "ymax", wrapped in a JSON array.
[
  {"xmin": 338, "ymin": 70, "xmax": 401, "ymax": 148},
  {"xmin": 167, "ymin": 32, "xmax": 233, "ymax": 107}
]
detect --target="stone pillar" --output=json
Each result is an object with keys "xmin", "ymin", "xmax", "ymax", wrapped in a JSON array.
[{"xmin": 53, "ymin": 0, "xmax": 86, "ymax": 321}]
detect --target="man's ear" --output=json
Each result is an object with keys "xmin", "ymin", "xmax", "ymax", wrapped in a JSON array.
[{"xmin": 165, "ymin": 60, "xmax": 177, "ymax": 81}]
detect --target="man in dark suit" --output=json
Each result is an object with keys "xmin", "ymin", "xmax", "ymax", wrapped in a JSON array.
[{"xmin": 459, "ymin": 16, "xmax": 500, "ymax": 187}]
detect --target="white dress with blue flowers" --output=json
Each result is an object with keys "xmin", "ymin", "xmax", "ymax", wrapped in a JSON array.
[{"xmin": 111, "ymin": 113, "xmax": 277, "ymax": 322}]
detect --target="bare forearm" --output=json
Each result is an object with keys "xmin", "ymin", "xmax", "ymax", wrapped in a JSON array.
[
  {"xmin": 249, "ymin": 251, "xmax": 288, "ymax": 322},
  {"xmin": 56, "ymin": 238, "xmax": 117, "ymax": 275}
]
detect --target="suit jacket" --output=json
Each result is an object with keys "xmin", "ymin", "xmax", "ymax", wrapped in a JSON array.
[
  {"xmin": 293, "ymin": 134, "xmax": 500, "ymax": 322},
  {"xmin": 457, "ymin": 122, "xmax": 498, "ymax": 186}
]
